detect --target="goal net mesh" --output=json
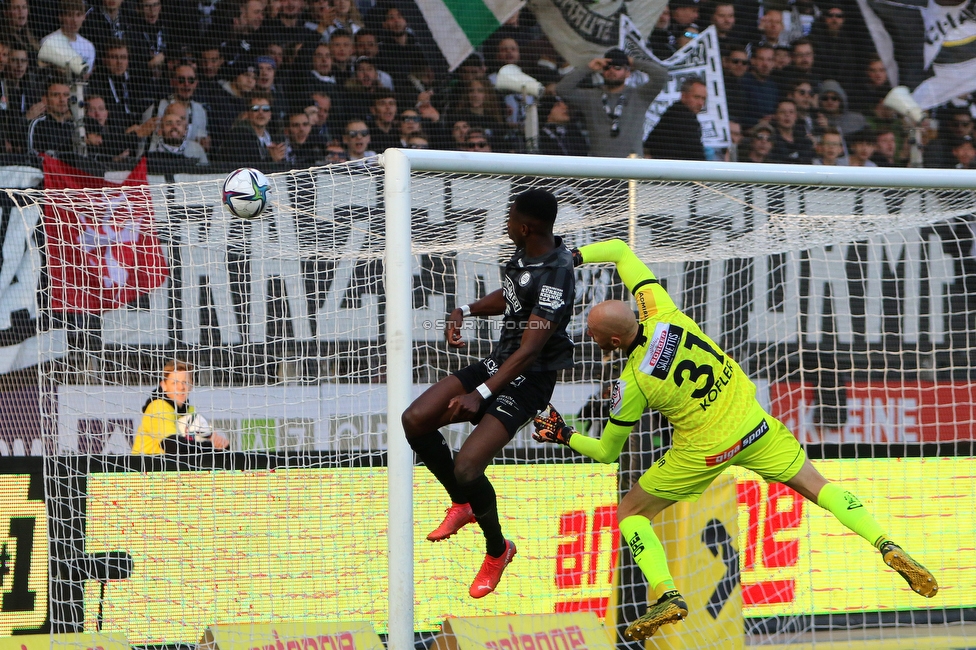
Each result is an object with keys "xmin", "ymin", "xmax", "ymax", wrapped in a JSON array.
[{"xmin": 20, "ymin": 159, "xmax": 973, "ymax": 647}]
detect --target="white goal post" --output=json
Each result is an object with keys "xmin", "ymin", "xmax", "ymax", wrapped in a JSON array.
[{"xmin": 382, "ymin": 149, "xmax": 976, "ymax": 650}]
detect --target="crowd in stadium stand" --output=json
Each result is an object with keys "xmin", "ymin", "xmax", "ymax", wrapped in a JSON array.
[{"xmin": 3, "ymin": 0, "xmax": 975, "ymax": 177}]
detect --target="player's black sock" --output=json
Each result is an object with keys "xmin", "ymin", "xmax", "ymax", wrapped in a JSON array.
[
  {"xmin": 459, "ymin": 474, "xmax": 506, "ymax": 557},
  {"xmin": 407, "ymin": 431, "xmax": 465, "ymax": 503}
]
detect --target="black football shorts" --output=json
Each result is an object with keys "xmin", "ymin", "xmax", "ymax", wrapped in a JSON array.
[{"xmin": 453, "ymin": 359, "xmax": 557, "ymax": 438}]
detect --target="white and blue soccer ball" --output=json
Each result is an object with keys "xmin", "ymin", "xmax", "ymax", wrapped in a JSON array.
[
  {"xmin": 222, "ymin": 167, "xmax": 270, "ymax": 219},
  {"xmin": 177, "ymin": 412, "xmax": 213, "ymax": 442}
]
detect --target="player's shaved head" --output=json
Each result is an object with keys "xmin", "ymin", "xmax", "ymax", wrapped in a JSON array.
[
  {"xmin": 512, "ymin": 189, "xmax": 557, "ymax": 228},
  {"xmin": 587, "ymin": 300, "xmax": 639, "ymax": 351}
]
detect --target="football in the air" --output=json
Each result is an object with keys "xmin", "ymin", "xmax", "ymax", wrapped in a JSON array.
[
  {"xmin": 177, "ymin": 412, "xmax": 213, "ymax": 442},
  {"xmin": 222, "ymin": 167, "xmax": 270, "ymax": 218}
]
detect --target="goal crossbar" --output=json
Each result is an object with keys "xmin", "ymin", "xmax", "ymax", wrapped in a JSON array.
[{"xmin": 382, "ymin": 149, "xmax": 976, "ymax": 187}]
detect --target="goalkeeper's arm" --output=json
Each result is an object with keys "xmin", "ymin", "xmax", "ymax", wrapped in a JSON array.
[
  {"xmin": 577, "ymin": 239, "xmax": 657, "ymax": 295},
  {"xmin": 569, "ymin": 419, "xmax": 634, "ymax": 464}
]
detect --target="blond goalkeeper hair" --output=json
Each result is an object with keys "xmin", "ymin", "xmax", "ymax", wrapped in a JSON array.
[{"xmin": 162, "ymin": 359, "xmax": 193, "ymax": 378}]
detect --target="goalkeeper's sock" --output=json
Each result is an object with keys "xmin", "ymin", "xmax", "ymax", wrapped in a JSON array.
[
  {"xmin": 408, "ymin": 431, "xmax": 465, "ymax": 503},
  {"xmin": 459, "ymin": 474, "xmax": 507, "ymax": 557},
  {"xmin": 619, "ymin": 515, "xmax": 675, "ymax": 597},
  {"xmin": 816, "ymin": 483, "xmax": 890, "ymax": 549}
]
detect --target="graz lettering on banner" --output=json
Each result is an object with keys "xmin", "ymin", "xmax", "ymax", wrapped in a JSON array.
[
  {"xmin": 0, "ymin": 172, "xmax": 966, "ymax": 369},
  {"xmin": 79, "ymin": 175, "xmax": 962, "ymax": 354}
]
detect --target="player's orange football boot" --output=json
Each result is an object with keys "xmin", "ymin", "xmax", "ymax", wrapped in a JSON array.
[
  {"xmin": 426, "ymin": 502, "xmax": 476, "ymax": 541},
  {"xmin": 624, "ymin": 590, "xmax": 688, "ymax": 640},
  {"xmin": 469, "ymin": 540, "xmax": 517, "ymax": 598},
  {"xmin": 881, "ymin": 542, "xmax": 938, "ymax": 597}
]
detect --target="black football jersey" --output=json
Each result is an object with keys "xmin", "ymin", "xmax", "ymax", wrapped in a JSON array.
[{"xmin": 488, "ymin": 237, "xmax": 576, "ymax": 372}]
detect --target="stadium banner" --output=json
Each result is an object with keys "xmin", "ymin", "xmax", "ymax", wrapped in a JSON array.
[
  {"xmin": 0, "ymin": 385, "xmax": 45, "ymax": 456},
  {"xmin": 54, "ymin": 384, "xmax": 601, "ymax": 455},
  {"xmin": 430, "ymin": 613, "xmax": 614, "ymax": 650},
  {"xmin": 529, "ymin": 0, "xmax": 665, "ymax": 67},
  {"xmin": 199, "ymin": 621, "xmax": 384, "ymax": 650},
  {"xmin": 0, "ymin": 633, "xmax": 129, "ymax": 650},
  {"xmin": 51, "ymin": 379, "xmax": 976, "ymax": 456},
  {"xmin": 733, "ymin": 458, "xmax": 973, "ymax": 617},
  {"xmin": 82, "ymin": 175, "xmax": 964, "ymax": 353},
  {"xmin": 857, "ymin": 0, "xmax": 976, "ymax": 108},
  {"xmin": 41, "ymin": 157, "xmax": 169, "ymax": 314},
  {"xmin": 765, "ymin": 381, "xmax": 976, "ymax": 444},
  {"xmin": 620, "ymin": 20, "xmax": 731, "ymax": 150},
  {"xmin": 652, "ymin": 474, "xmax": 743, "ymax": 649},
  {"xmin": 0, "ymin": 193, "xmax": 67, "ymax": 376}
]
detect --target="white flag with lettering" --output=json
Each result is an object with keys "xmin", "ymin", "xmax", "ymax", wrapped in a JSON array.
[{"xmin": 529, "ymin": 0, "xmax": 666, "ymax": 67}]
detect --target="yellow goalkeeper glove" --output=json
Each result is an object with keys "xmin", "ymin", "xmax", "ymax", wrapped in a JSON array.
[{"xmin": 532, "ymin": 404, "xmax": 576, "ymax": 446}]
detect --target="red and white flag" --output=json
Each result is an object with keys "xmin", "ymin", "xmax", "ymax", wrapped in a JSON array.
[{"xmin": 42, "ymin": 157, "xmax": 169, "ymax": 314}]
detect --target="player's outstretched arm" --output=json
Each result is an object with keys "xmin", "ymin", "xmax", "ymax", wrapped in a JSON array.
[
  {"xmin": 569, "ymin": 420, "xmax": 634, "ymax": 463},
  {"xmin": 445, "ymin": 289, "xmax": 506, "ymax": 348},
  {"xmin": 576, "ymin": 239, "xmax": 655, "ymax": 294}
]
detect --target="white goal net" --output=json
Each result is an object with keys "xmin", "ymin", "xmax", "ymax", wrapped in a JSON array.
[{"xmin": 13, "ymin": 153, "xmax": 975, "ymax": 649}]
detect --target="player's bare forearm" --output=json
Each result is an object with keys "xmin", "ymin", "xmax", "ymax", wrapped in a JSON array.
[
  {"xmin": 483, "ymin": 314, "xmax": 553, "ymax": 393},
  {"xmin": 578, "ymin": 239, "xmax": 655, "ymax": 294},
  {"xmin": 467, "ymin": 289, "xmax": 506, "ymax": 316}
]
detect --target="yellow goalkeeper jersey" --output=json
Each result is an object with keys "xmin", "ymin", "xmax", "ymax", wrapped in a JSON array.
[
  {"xmin": 574, "ymin": 240, "xmax": 757, "ymax": 455},
  {"xmin": 133, "ymin": 398, "xmax": 197, "ymax": 455}
]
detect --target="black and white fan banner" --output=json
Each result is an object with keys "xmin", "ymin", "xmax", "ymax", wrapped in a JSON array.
[
  {"xmin": 0, "ymin": 197, "xmax": 67, "ymax": 377},
  {"xmin": 620, "ymin": 20, "xmax": 732, "ymax": 149},
  {"xmin": 858, "ymin": 0, "xmax": 976, "ymax": 109}
]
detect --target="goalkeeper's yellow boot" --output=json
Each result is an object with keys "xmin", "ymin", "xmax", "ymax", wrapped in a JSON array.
[
  {"xmin": 624, "ymin": 590, "xmax": 688, "ymax": 640},
  {"xmin": 880, "ymin": 542, "xmax": 938, "ymax": 597},
  {"xmin": 469, "ymin": 540, "xmax": 517, "ymax": 598},
  {"xmin": 427, "ymin": 502, "xmax": 476, "ymax": 542}
]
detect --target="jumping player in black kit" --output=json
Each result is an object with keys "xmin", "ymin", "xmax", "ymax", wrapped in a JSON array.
[{"xmin": 401, "ymin": 189, "xmax": 576, "ymax": 598}]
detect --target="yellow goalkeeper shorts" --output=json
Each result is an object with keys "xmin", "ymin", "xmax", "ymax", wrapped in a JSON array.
[{"xmin": 638, "ymin": 404, "xmax": 805, "ymax": 502}]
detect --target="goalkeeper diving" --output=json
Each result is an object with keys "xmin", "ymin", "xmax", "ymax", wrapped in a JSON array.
[{"xmin": 532, "ymin": 239, "xmax": 938, "ymax": 640}]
